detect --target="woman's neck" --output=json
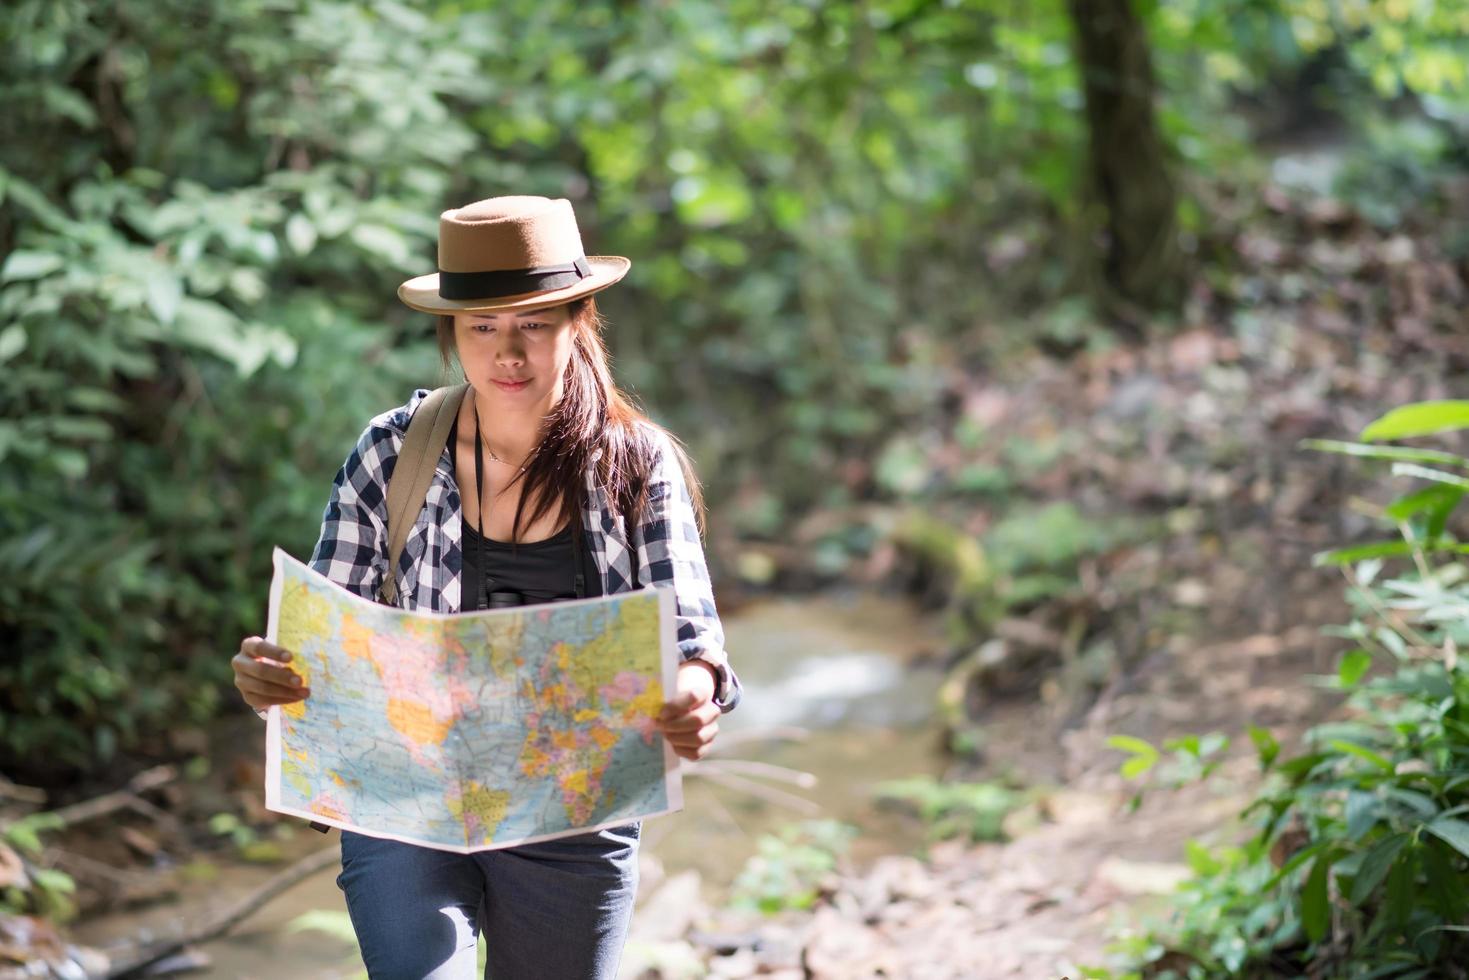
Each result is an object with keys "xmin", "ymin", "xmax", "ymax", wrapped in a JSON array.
[{"xmin": 471, "ymin": 386, "xmax": 550, "ymax": 463}]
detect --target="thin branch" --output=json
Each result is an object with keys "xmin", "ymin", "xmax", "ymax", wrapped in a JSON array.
[
  {"xmin": 0, "ymin": 775, "xmax": 46, "ymax": 805},
  {"xmin": 696, "ymin": 758, "xmax": 818, "ymax": 789},
  {"xmin": 105, "ymin": 845, "xmax": 341, "ymax": 979},
  {"xmin": 698, "ymin": 783, "xmax": 753, "ymax": 840},
  {"xmin": 1396, "ymin": 518, "xmax": 1433, "ymax": 580},
  {"xmin": 42, "ymin": 766, "xmax": 177, "ymax": 830},
  {"xmin": 706, "ymin": 726, "xmax": 812, "ymax": 750},
  {"xmin": 694, "ymin": 767, "xmax": 821, "ymax": 816}
]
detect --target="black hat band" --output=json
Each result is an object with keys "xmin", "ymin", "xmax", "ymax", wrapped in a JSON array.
[{"xmin": 437, "ymin": 255, "xmax": 593, "ymax": 300}]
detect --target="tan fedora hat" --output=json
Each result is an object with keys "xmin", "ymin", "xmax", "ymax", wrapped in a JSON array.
[{"xmin": 397, "ymin": 195, "xmax": 630, "ymax": 315}]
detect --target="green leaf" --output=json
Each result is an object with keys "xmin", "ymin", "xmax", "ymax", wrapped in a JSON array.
[
  {"xmin": 1275, "ymin": 751, "xmax": 1330, "ymax": 780},
  {"xmin": 1328, "ymin": 738, "xmax": 1395, "ymax": 773},
  {"xmin": 53, "ymin": 448, "xmax": 88, "ymax": 479},
  {"xmin": 1313, "ymin": 541, "xmax": 1414, "ymax": 565},
  {"xmin": 1423, "ymin": 816, "xmax": 1469, "ymax": 859},
  {"xmin": 1184, "ymin": 839, "xmax": 1222, "ymax": 876},
  {"xmin": 1383, "ymin": 787, "xmax": 1438, "ymax": 818},
  {"xmin": 1390, "ymin": 462, "xmax": 1469, "ymax": 490},
  {"xmin": 1263, "ymin": 839, "xmax": 1329, "ymax": 892},
  {"xmin": 1299, "ymin": 438, "xmax": 1468, "ymax": 468},
  {"xmin": 30, "ymin": 867, "xmax": 75, "ymax": 894},
  {"xmin": 349, "ymin": 223, "xmax": 414, "ymax": 269},
  {"xmin": 1383, "ymin": 843, "xmax": 1417, "ymax": 930},
  {"xmin": 1356, "ymin": 557, "xmax": 1384, "ymax": 585},
  {"xmin": 4, "ymin": 824, "xmax": 42, "ymax": 854},
  {"xmin": 146, "ymin": 271, "xmax": 182, "ymax": 325},
  {"xmin": 1374, "ymin": 627, "xmax": 1406, "ymax": 660},
  {"xmin": 0, "ymin": 250, "xmax": 64, "ymax": 282},
  {"xmin": 1198, "ymin": 731, "xmax": 1228, "ymax": 757},
  {"xmin": 1164, "ymin": 733, "xmax": 1200, "ymax": 756},
  {"xmin": 1384, "ymin": 485, "xmax": 1466, "ymax": 539},
  {"xmin": 1345, "ymin": 790, "xmax": 1379, "ymax": 841},
  {"xmin": 208, "ymin": 812, "xmax": 239, "ymax": 835},
  {"xmin": 1349, "ymin": 832, "xmax": 1409, "ymax": 905},
  {"xmin": 0, "ymin": 324, "xmax": 26, "ymax": 365},
  {"xmin": 1301, "ymin": 850, "xmax": 1333, "ymax": 942},
  {"xmin": 1106, "ymin": 734, "xmax": 1159, "ymax": 779},
  {"xmin": 286, "ymin": 214, "xmax": 318, "ymax": 255},
  {"xmin": 1248, "ymin": 724, "xmax": 1279, "ymax": 768},
  {"xmin": 672, "ymin": 171, "xmax": 754, "ymax": 228},
  {"xmin": 1363, "ymin": 401, "xmax": 1469, "ymax": 441},
  {"xmin": 1338, "ymin": 649, "xmax": 1372, "ymax": 687},
  {"xmin": 1106, "ymin": 734, "xmax": 1157, "ymax": 756},
  {"xmin": 1424, "ymin": 838, "xmax": 1467, "ymax": 917}
]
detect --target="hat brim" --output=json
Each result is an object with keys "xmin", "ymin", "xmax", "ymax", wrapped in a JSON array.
[{"xmin": 397, "ymin": 256, "xmax": 631, "ymax": 315}]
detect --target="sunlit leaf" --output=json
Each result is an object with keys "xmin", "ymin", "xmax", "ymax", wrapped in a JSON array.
[
  {"xmin": 1390, "ymin": 462, "xmax": 1469, "ymax": 490},
  {"xmin": 1247, "ymin": 724, "xmax": 1279, "ymax": 768},
  {"xmin": 1, "ymin": 250, "xmax": 64, "ymax": 282},
  {"xmin": 1363, "ymin": 401, "xmax": 1469, "ymax": 442},
  {"xmin": 0, "ymin": 325, "xmax": 26, "ymax": 365},
  {"xmin": 1424, "ymin": 816, "xmax": 1469, "ymax": 860},
  {"xmin": 1337, "ymin": 649, "xmax": 1372, "ymax": 686}
]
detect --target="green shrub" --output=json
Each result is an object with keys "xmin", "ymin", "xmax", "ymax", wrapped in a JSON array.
[
  {"xmin": 872, "ymin": 775, "xmax": 1024, "ymax": 843},
  {"xmin": 727, "ymin": 819, "xmax": 858, "ymax": 916},
  {"xmin": 1089, "ymin": 401, "xmax": 1469, "ymax": 979},
  {"xmin": 0, "ymin": 814, "xmax": 75, "ymax": 922}
]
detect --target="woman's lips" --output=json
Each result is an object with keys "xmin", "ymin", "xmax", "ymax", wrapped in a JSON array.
[{"xmin": 492, "ymin": 378, "xmax": 531, "ymax": 391}]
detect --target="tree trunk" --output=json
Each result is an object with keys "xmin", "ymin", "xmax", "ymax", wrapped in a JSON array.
[{"xmin": 1066, "ymin": 0, "xmax": 1185, "ymax": 326}]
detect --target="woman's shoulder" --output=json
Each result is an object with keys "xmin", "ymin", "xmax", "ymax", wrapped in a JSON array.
[
  {"xmin": 366, "ymin": 387, "xmax": 436, "ymax": 438},
  {"xmin": 632, "ymin": 418, "xmax": 698, "ymax": 479},
  {"xmin": 337, "ymin": 388, "xmax": 437, "ymax": 477},
  {"xmin": 350, "ymin": 387, "xmax": 439, "ymax": 447},
  {"xmin": 627, "ymin": 416, "xmax": 679, "ymax": 455}
]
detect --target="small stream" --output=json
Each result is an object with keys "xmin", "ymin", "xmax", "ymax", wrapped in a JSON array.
[
  {"xmin": 72, "ymin": 589, "xmax": 951, "ymax": 978},
  {"xmin": 641, "ymin": 589, "xmax": 950, "ymax": 884}
]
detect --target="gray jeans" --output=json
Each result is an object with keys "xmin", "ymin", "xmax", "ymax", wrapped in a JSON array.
[{"xmin": 335, "ymin": 822, "xmax": 641, "ymax": 979}]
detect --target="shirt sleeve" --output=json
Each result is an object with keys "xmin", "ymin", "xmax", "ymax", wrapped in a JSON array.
[
  {"xmin": 306, "ymin": 421, "xmax": 397, "ymax": 602},
  {"xmin": 630, "ymin": 426, "xmax": 743, "ymax": 714}
]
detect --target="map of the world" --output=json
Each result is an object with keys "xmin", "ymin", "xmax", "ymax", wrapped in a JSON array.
[{"xmin": 263, "ymin": 547, "xmax": 682, "ymax": 853}]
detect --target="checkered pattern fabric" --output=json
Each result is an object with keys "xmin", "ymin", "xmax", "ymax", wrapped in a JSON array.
[{"xmin": 305, "ymin": 388, "xmax": 742, "ymax": 712}]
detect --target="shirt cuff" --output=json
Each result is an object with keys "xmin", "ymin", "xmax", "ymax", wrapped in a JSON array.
[{"xmin": 684, "ymin": 653, "xmax": 742, "ymax": 714}]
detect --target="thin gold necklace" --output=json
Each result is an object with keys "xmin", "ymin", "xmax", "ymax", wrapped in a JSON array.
[{"xmin": 473, "ymin": 397, "xmax": 530, "ymax": 473}]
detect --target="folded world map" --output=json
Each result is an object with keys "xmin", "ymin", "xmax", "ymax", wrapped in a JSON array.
[{"xmin": 263, "ymin": 547, "xmax": 683, "ymax": 853}]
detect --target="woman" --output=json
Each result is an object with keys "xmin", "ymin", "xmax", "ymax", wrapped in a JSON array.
[{"xmin": 230, "ymin": 195, "xmax": 743, "ymax": 978}]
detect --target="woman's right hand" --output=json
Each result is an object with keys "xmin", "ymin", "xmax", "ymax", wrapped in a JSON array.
[{"xmin": 233, "ymin": 636, "xmax": 310, "ymax": 711}]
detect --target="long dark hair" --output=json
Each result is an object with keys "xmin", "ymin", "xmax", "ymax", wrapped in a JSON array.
[{"xmin": 435, "ymin": 295, "xmax": 707, "ymax": 545}]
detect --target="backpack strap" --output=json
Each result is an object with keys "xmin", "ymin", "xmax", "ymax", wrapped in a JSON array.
[{"xmin": 377, "ymin": 383, "xmax": 469, "ymax": 606}]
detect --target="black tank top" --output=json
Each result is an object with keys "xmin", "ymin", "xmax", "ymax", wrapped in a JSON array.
[{"xmin": 448, "ymin": 416, "xmax": 604, "ymax": 611}]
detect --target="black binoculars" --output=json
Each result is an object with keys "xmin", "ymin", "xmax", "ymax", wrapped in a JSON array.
[{"xmin": 485, "ymin": 590, "xmax": 529, "ymax": 609}]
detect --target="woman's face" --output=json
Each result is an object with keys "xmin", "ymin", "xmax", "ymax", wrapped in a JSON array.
[{"xmin": 454, "ymin": 304, "xmax": 575, "ymax": 413}]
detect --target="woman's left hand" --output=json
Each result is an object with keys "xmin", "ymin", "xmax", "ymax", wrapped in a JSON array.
[{"xmin": 656, "ymin": 661, "xmax": 720, "ymax": 761}]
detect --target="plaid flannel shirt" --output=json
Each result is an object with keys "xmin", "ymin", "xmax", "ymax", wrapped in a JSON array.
[{"xmin": 297, "ymin": 387, "xmax": 742, "ymax": 713}]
